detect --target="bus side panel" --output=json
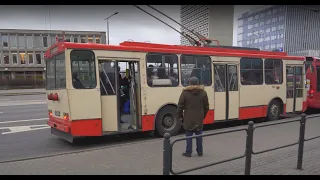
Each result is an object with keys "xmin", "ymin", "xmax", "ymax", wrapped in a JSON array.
[
  {"xmin": 67, "ymin": 89, "xmax": 102, "ymax": 136},
  {"xmin": 239, "ymin": 86, "xmax": 267, "ymax": 119}
]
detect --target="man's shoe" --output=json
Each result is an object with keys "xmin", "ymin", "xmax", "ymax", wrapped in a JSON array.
[
  {"xmin": 197, "ymin": 152, "xmax": 203, "ymax": 157},
  {"xmin": 182, "ymin": 152, "xmax": 191, "ymax": 157}
]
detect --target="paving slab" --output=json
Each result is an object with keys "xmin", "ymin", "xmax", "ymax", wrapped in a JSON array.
[{"xmin": 0, "ymin": 116, "xmax": 319, "ymax": 175}]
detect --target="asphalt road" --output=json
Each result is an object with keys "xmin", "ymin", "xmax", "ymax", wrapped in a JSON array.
[
  {"xmin": 0, "ymin": 94, "xmax": 158, "ymax": 162},
  {"xmin": 0, "ymin": 94, "xmax": 318, "ymax": 163}
]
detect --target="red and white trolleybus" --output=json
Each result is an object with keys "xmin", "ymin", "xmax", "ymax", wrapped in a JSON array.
[{"xmin": 45, "ymin": 41, "xmax": 307, "ymax": 143}]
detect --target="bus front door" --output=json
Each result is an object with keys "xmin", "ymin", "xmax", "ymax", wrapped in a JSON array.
[
  {"xmin": 213, "ymin": 64, "xmax": 240, "ymax": 121},
  {"xmin": 286, "ymin": 66, "xmax": 304, "ymax": 113},
  {"xmin": 99, "ymin": 60, "xmax": 119, "ymax": 132}
]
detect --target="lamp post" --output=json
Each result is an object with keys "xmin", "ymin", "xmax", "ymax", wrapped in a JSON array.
[{"xmin": 104, "ymin": 12, "xmax": 119, "ymax": 45}]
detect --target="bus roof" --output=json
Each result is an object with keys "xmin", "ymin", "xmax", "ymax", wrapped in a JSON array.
[{"xmin": 44, "ymin": 41, "xmax": 305, "ymax": 61}]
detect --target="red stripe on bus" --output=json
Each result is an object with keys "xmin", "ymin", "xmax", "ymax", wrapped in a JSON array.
[
  {"xmin": 70, "ymin": 119, "xmax": 102, "ymax": 136},
  {"xmin": 141, "ymin": 115, "xmax": 155, "ymax": 131},
  {"xmin": 48, "ymin": 117, "xmax": 102, "ymax": 136},
  {"xmin": 44, "ymin": 42, "xmax": 305, "ymax": 61},
  {"xmin": 204, "ymin": 110, "xmax": 214, "ymax": 124},
  {"xmin": 239, "ymin": 106, "xmax": 268, "ymax": 120}
]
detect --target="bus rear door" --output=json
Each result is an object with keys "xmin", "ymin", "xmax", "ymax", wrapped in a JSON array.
[{"xmin": 286, "ymin": 65, "xmax": 304, "ymax": 112}]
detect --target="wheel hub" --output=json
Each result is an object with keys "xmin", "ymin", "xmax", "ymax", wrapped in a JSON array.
[
  {"xmin": 163, "ymin": 117, "xmax": 173, "ymax": 127},
  {"xmin": 270, "ymin": 104, "xmax": 279, "ymax": 118}
]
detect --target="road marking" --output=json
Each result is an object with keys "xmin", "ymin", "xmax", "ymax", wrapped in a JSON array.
[
  {"xmin": 0, "ymin": 101, "xmax": 46, "ymax": 107},
  {"xmin": 0, "ymin": 118, "xmax": 48, "ymax": 124},
  {"xmin": 0, "ymin": 124, "xmax": 50, "ymax": 135},
  {"xmin": 0, "ymin": 112, "xmax": 3, "ymax": 114}
]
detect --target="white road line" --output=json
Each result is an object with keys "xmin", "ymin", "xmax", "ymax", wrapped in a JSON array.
[
  {"xmin": 0, "ymin": 118, "xmax": 49, "ymax": 124},
  {"xmin": 0, "ymin": 102, "xmax": 47, "ymax": 107},
  {"xmin": 0, "ymin": 124, "xmax": 50, "ymax": 135},
  {"xmin": 0, "ymin": 112, "xmax": 3, "ymax": 114}
]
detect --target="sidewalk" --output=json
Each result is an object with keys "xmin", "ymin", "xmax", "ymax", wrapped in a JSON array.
[
  {"xmin": 0, "ymin": 89, "xmax": 45, "ymax": 96},
  {"xmin": 0, "ymin": 117, "xmax": 320, "ymax": 175}
]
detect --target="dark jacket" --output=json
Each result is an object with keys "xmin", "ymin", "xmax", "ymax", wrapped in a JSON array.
[{"xmin": 176, "ymin": 85, "xmax": 209, "ymax": 131}]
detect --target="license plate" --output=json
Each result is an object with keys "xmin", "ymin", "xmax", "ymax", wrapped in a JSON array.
[{"xmin": 55, "ymin": 111, "xmax": 60, "ymax": 117}]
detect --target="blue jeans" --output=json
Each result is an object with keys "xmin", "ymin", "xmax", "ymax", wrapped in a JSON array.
[{"xmin": 185, "ymin": 130, "xmax": 203, "ymax": 154}]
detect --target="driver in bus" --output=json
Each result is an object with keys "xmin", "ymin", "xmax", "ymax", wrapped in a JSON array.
[{"xmin": 72, "ymin": 72, "xmax": 84, "ymax": 89}]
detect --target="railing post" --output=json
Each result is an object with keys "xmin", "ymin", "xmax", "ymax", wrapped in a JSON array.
[
  {"xmin": 163, "ymin": 133, "xmax": 171, "ymax": 175},
  {"xmin": 297, "ymin": 113, "xmax": 306, "ymax": 170},
  {"xmin": 244, "ymin": 121, "xmax": 254, "ymax": 175}
]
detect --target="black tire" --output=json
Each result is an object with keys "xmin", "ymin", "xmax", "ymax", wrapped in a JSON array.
[
  {"xmin": 266, "ymin": 100, "xmax": 281, "ymax": 121},
  {"xmin": 155, "ymin": 105, "xmax": 182, "ymax": 137}
]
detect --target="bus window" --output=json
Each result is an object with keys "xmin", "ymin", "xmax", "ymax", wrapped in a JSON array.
[
  {"xmin": 305, "ymin": 61, "xmax": 314, "ymax": 73},
  {"xmin": 70, "ymin": 50, "xmax": 96, "ymax": 89},
  {"xmin": 180, "ymin": 55, "xmax": 212, "ymax": 86},
  {"xmin": 317, "ymin": 66, "xmax": 320, "ymax": 92},
  {"xmin": 264, "ymin": 59, "xmax": 283, "ymax": 84},
  {"xmin": 46, "ymin": 56, "xmax": 55, "ymax": 90},
  {"xmin": 295, "ymin": 67, "xmax": 303, "ymax": 97},
  {"xmin": 240, "ymin": 57, "xmax": 263, "ymax": 85},
  {"xmin": 99, "ymin": 61, "xmax": 116, "ymax": 95},
  {"xmin": 56, "ymin": 53, "xmax": 66, "ymax": 89},
  {"xmin": 45, "ymin": 52, "xmax": 66, "ymax": 90},
  {"xmin": 146, "ymin": 53, "xmax": 179, "ymax": 87}
]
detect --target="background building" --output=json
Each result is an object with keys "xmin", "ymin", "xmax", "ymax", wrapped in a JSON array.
[
  {"xmin": 236, "ymin": 5, "xmax": 320, "ymax": 55},
  {"xmin": 180, "ymin": 5, "xmax": 234, "ymax": 46},
  {"xmin": 0, "ymin": 29, "xmax": 106, "ymax": 89}
]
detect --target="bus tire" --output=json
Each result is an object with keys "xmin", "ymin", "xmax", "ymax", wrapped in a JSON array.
[
  {"xmin": 267, "ymin": 100, "xmax": 281, "ymax": 121},
  {"xmin": 155, "ymin": 105, "xmax": 181, "ymax": 137}
]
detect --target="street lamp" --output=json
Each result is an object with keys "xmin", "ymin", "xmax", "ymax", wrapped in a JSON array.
[{"xmin": 104, "ymin": 12, "xmax": 119, "ymax": 45}]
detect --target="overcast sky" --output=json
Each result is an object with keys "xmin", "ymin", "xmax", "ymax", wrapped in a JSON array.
[{"xmin": 0, "ymin": 5, "xmax": 258, "ymax": 46}]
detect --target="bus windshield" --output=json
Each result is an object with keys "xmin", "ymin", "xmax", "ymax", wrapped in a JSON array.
[{"xmin": 46, "ymin": 52, "xmax": 66, "ymax": 90}]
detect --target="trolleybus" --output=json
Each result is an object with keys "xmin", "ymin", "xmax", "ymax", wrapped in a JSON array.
[
  {"xmin": 305, "ymin": 56, "xmax": 320, "ymax": 109},
  {"xmin": 45, "ymin": 41, "xmax": 307, "ymax": 143}
]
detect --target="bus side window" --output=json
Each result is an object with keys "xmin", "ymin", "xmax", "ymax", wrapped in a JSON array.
[
  {"xmin": 146, "ymin": 53, "xmax": 179, "ymax": 87},
  {"xmin": 180, "ymin": 54, "xmax": 212, "ymax": 86},
  {"xmin": 240, "ymin": 57, "xmax": 263, "ymax": 85},
  {"xmin": 265, "ymin": 58, "xmax": 283, "ymax": 85}
]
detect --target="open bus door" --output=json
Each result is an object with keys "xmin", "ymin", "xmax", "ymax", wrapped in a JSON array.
[
  {"xmin": 98, "ymin": 60, "xmax": 120, "ymax": 132},
  {"xmin": 286, "ymin": 65, "xmax": 304, "ymax": 113},
  {"xmin": 213, "ymin": 62, "xmax": 239, "ymax": 121}
]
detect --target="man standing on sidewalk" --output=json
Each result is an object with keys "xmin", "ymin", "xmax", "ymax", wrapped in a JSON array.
[{"xmin": 176, "ymin": 77, "xmax": 209, "ymax": 157}]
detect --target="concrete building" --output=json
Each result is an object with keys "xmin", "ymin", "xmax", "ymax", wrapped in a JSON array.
[
  {"xmin": 236, "ymin": 5, "xmax": 320, "ymax": 55},
  {"xmin": 0, "ymin": 29, "xmax": 106, "ymax": 88},
  {"xmin": 180, "ymin": 5, "xmax": 234, "ymax": 46}
]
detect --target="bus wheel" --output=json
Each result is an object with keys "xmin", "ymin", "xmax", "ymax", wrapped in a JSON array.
[
  {"xmin": 155, "ymin": 105, "xmax": 181, "ymax": 137},
  {"xmin": 267, "ymin": 100, "xmax": 281, "ymax": 121}
]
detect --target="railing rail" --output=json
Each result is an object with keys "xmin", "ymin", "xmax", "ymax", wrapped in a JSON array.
[{"xmin": 163, "ymin": 113, "xmax": 320, "ymax": 175}]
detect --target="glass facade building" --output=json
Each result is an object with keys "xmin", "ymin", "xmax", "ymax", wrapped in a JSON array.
[{"xmin": 237, "ymin": 5, "xmax": 320, "ymax": 55}]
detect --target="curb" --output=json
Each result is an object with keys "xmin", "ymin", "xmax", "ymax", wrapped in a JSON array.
[{"xmin": 0, "ymin": 92, "xmax": 46, "ymax": 96}]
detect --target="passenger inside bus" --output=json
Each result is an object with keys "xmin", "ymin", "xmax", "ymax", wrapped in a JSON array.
[
  {"xmin": 72, "ymin": 72, "xmax": 84, "ymax": 89},
  {"xmin": 147, "ymin": 65, "xmax": 155, "ymax": 86}
]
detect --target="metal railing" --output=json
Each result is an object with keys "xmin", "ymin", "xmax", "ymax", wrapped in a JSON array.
[{"xmin": 162, "ymin": 113, "xmax": 320, "ymax": 175}]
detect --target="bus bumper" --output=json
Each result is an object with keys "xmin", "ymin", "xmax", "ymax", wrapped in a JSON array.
[
  {"xmin": 47, "ymin": 117, "xmax": 70, "ymax": 133},
  {"xmin": 306, "ymin": 98, "xmax": 320, "ymax": 109},
  {"xmin": 47, "ymin": 116, "xmax": 103, "ymax": 138}
]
